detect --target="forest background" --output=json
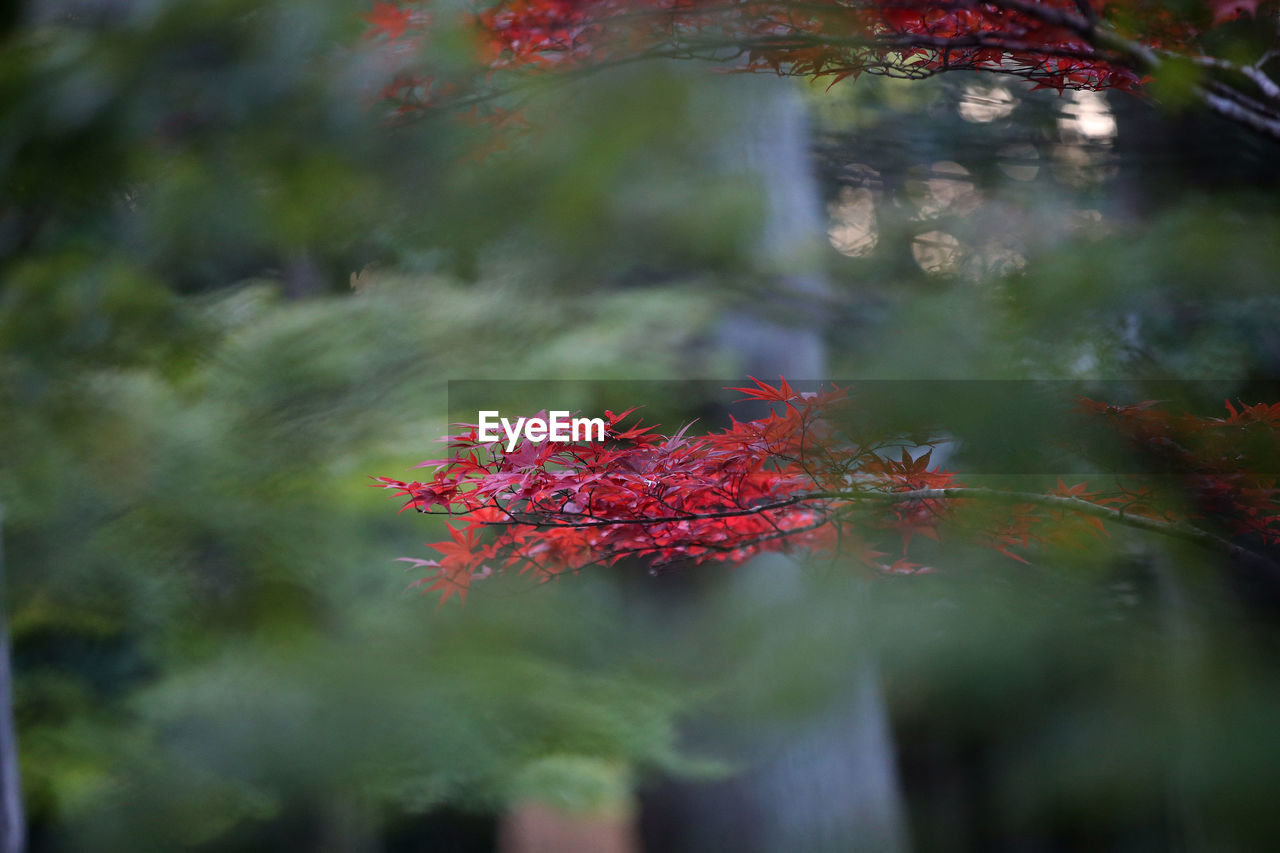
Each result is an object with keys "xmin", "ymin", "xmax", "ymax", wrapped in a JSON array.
[{"xmin": 4, "ymin": 1, "xmax": 1280, "ymax": 850}]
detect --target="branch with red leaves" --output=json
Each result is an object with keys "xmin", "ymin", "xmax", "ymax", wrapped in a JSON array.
[
  {"xmin": 362, "ymin": 0, "xmax": 1280, "ymax": 142},
  {"xmin": 375, "ymin": 378, "xmax": 1280, "ymax": 605}
]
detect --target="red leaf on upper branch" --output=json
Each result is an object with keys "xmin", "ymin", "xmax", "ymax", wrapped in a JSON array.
[{"xmin": 365, "ymin": 2, "xmax": 414, "ymax": 40}]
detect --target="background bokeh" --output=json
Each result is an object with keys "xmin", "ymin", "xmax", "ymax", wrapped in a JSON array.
[{"xmin": 4, "ymin": 1, "xmax": 1280, "ymax": 850}]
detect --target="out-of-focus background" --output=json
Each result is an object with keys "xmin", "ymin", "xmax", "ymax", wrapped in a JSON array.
[{"xmin": 4, "ymin": 1, "xmax": 1280, "ymax": 850}]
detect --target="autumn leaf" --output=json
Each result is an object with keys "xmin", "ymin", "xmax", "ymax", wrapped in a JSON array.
[
  {"xmin": 727, "ymin": 375, "xmax": 798, "ymax": 404},
  {"xmin": 364, "ymin": 2, "xmax": 414, "ymax": 40},
  {"xmin": 379, "ymin": 380, "xmax": 1280, "ymax": 605}
]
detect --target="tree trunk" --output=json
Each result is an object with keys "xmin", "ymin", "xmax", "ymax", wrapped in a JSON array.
[
  {"xmin": 0, "ymin": 506, "xmax": 25, "ymax": 853},
  {"xmin": 499, "ymin": 803, "xmax": 638, "ymax": 853},
  {"xmin": 498, "ymin": 73, "xmax": 911, "ymax": 853},
  {"xmin": 677, "ymin": 75, "xmax": 910, "ymax": 853}
]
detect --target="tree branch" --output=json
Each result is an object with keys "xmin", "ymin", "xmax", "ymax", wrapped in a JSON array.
[{"xmin": 457, "ymin": 485, "xmax": 1280, "ymax": 580}]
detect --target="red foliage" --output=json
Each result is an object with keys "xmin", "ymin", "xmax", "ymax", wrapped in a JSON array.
[
  {"xmin": 358, "ymin": 0, "xmax": 1268, "ymax": 116},
  {"xmin": 364, "ymin": 1, "xmax": 416, "ymax": 40},
  {"xmin": 1076, "ymin": 395, "xmax": 1280, "ymax": 546},
  {"xmin": 376, "ymin": 380, "xmax": 1280, "ymax": 605}
]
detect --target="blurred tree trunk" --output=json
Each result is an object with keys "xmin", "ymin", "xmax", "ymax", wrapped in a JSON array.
[
  {"xmin": 499, "ymin": 803, "xmax": 638, "ymax": 853},
  {"xmin": 714, "ymin": 76, "xmax": 828, "ymax": 381},
  {"xmin": 497, "ymin": 74, "xmax": 909, "ymax": 853},
  {"xmin": 0, "ymin": 506, "xmax": 25, "ymax": 853},
  {"xmin": 663, "ymin": 76, "xmax": 910, "ymax": 853},
  {"xmin": 314, "ymin": 798, "xmax": 377, "ymax": 853},
  {"xmin": 497, "ymin": 759, "xmax": 638, "ymax": 853}
]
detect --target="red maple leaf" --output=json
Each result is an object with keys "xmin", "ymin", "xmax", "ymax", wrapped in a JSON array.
[
  {"xmin": 381, "ymin": 381, "xmax": 1280, "ymax": 605},
  {"xmin": 364, "ymin": 2, "xmax": 414, "ymax": 40},
  {"xmin": 727, "ymin": 375, "xmax": 799, "ymax": 404}
]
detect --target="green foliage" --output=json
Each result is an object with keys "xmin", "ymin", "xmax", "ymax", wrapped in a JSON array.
[{"xmin": 5, "ymin": 1, "xmax": 1280, "ymax": 849}]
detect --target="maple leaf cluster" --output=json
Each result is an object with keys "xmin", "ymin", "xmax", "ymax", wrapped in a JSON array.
[
  {"xmin": 1076, "ymin": 396, "xmax": 1280, "ymax": 546},
  {"xmin": 361, "ymin": 0, "xmax": 1269, "ymax": 117},
  {"xmin": 375, "ymin": 379, "xmax": 951, "ymax": 603},
  {"xmin": 374, "ymin": 379, "xmax": 1280, "ymax": 605},
  {"xmin": 376, "ymin": 381, "xmax": 1280, "ymax": 605}
]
